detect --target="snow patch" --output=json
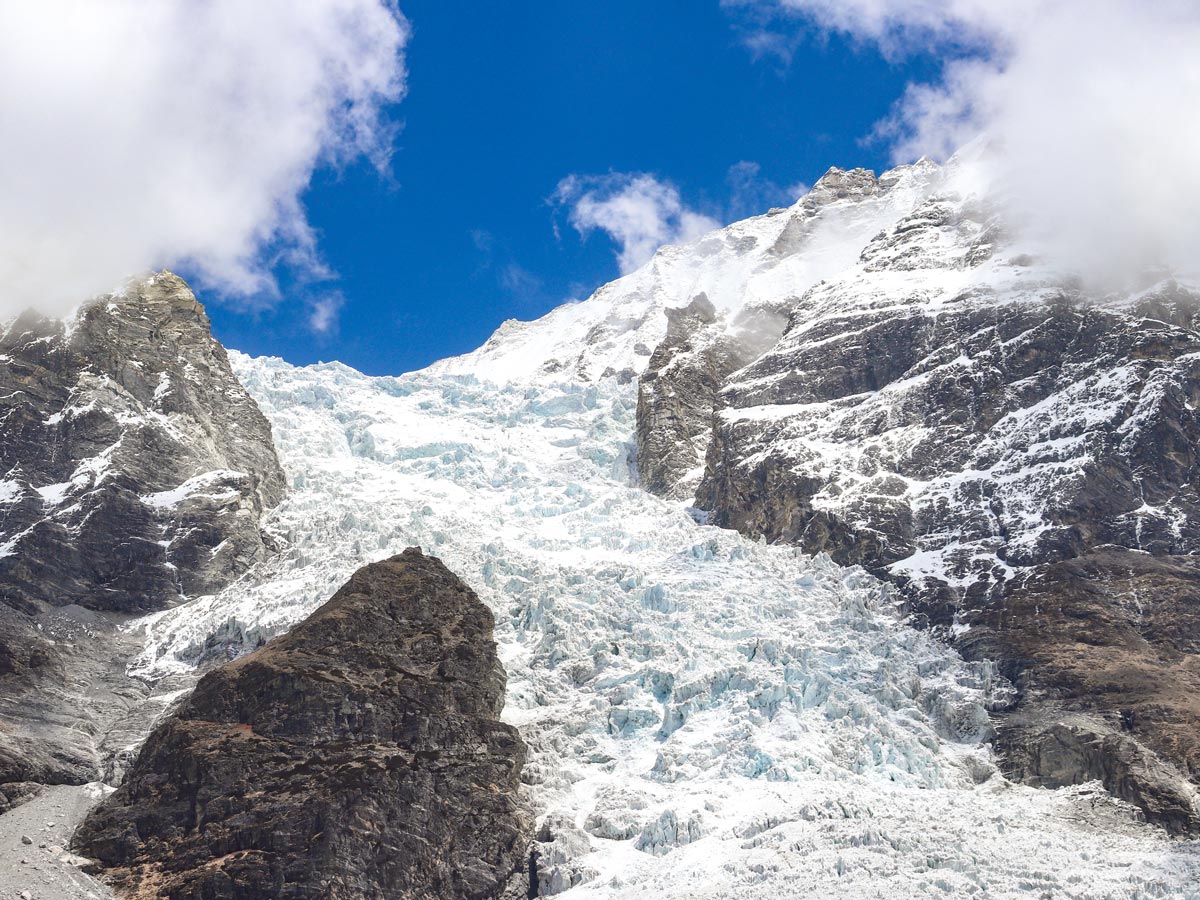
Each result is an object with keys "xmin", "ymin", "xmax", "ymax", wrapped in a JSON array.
[
  {"xmin": 141, "ymin": 471, "xmax": 246, "ymax": 509},
  {"xmin": 35, "ymin": 481, "xmax": 74, "ymax": 506},
  {"xmin": 0, "ymin": 480, "xmax": 21, "ymax": 504}
]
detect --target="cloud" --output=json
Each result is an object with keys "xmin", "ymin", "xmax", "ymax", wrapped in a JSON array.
[
  {"xmin": 723, "ymin": 0, "xmax": 998, "ymax": 55},
  {"xmin": 470, "ymin": 230, "xmax": 496, "ymax": 255},
  {"xmin": 554, "ymin": 173, "xmax": 720, "ymax": 275},
  {"xmin": 0, "ymin": 0, "xmax": 409, "ymax": 318},
  {"xmin": 468, "ymin": 228, "xmax": 544, "ymax": 303},
  {"xmin": 499, "ymin": 263, "xmax": 543, "ymax": 298},
  {"xmin": 308, "ymin": 293, "xmax": 346, "ymax": 335},
  {"xmin": 727, "ymin": 0, "xmax": 1200, "ymax": 284},
  {"xmin": 729, "ymin": 24, "xmax": 806, "ymax": 67}
]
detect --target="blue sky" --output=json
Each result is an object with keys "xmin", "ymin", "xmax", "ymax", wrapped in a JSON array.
[{"xmin": 196, "ymin": 2, "xmax": 938, "ymax": 375}]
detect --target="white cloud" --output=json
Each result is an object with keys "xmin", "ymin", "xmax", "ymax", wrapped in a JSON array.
[
  {"xmin": 726, "ymin": 0, "xmax": 1000, "ymax": 52},
  {"xmin": 554, "ymin": 173, "xmax": 720, "ymax": 275},
  {"xmin": 308, "ymin": 293, "xmax": 346, "ymax": 335},
  {"xmin": 729, "ymin": 0, "xmax": 1200, "ymax": 284},
  {"xmin": 0, "ymin": 0, "xmax": 409, "ymax": 317}
]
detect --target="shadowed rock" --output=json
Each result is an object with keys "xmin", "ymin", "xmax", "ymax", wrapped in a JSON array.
[
  {"xmin": 74, "ymin": 548, "xmax": 530, "ymax": 900},
  {"xmin": 636, "ymin": 294, "xmax": 787, "ymax": 501},
  {"xmin": 0, "ymin": 271, "xmax": 285, "ymax": 616}
]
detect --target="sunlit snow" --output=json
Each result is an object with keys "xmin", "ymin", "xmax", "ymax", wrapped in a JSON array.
[
  {"xmin": 120, "ymin": 155, "xmax": 1200, "ymax": 897},
  {"xmin": 126, "ymin": 353, "xmax": 1199, "ymax": 898}
]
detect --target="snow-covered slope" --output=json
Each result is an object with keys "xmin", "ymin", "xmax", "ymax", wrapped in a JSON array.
[
  {"xmin": 426, "ymin": 160, "xmax": 941, "ymax": 385},
  {"xmin": 672, "ymin": 156, "xmax": 1200, "ymax": 831},
  {"xmin": 126, "ymin": 350, "xmax": 1200, "ymax": 896}
]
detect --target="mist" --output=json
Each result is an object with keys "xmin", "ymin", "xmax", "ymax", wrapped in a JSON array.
[{"xmin": 733, "ymin": 0, "xmax": 1200, "ymax": 286}]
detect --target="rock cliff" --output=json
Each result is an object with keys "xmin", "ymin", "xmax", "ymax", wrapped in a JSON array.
[
  {"xmin": 0, "ymin": 271, "xmax": 285, "ymax": 616},
  {"xmin": 0, "ymin": 271, "xmax": 285, "ymax": 800},
  {"xmin": 635, "ymin": 294, "xmax": 785, "ymax": 500},
  {"xmin": 74, "ymin": 548, "xmax": 530, "ymax": 900},
  {"xmin": 637, "ymin": 162, "xmax": 1200, "ymax": 832}
]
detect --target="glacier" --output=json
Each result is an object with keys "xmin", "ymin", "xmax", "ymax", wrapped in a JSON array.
[
  {"xmin": 121, "ymin": 356, "xmax": 1199, "ymax": 897},
  {"xmin": 120, "ymin": 157, "xmax": 1200, "ymax": 897}
]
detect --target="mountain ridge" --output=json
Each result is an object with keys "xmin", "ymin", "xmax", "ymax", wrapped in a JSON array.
[
  {"xmin": 623, "ymin": 157, "xmax": 1200, "ymax": 832},
  {"xmin": 3, "ymin": 152, "xmax": 1200, "ymax": 898}
]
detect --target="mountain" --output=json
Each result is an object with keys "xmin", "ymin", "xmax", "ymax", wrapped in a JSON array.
[
  {"xmin": 428, "ymin": 160, "xmax": 940, "ymax": 389},
  {"xmin": 0, "ymin": 272, "xmax": 284, "ymax": 614},
  {"xmin": 438, "ymin": 154, "xmax": 1200, "ymax": 832},
  {"xmin": 0, "ymin": 273, "xmax": 285, "ymax": 800},
  {"xmin": 640, "ymin": 161, "xmax": 1200, "ymax": 833},
  {"xmin": 3, "ymin": 153, "xmax": 1200, "ymax": 899}
]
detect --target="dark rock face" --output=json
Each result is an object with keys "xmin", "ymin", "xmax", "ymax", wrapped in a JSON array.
[
  {"xmin": 75, "ymin": 548, "xmax": 530, "ymax": 900},
  {"xmin": 0, "ymin": 605, "xmax": 156, "ymax": 798},
  {"xmin": 0, "ymin": 602, "xmax": 77, "ymax": 787},
  {"xmin": 0, "ymin": 272, "xmax": 285, "ymax": 800},
  {"xmin": 637, "ymin": 294, "xmax": 724, "ymax": 498},
  {"xmin": 0, "ymin": 271, "xmax": 285, "ymax": 615},
  {"xmin": 980, "ymin": 550, "xmax": 1200, "ymax": 832},
  {"xmin": 636, "ymin": 294, "xmax": 785, "ymax": 500},
  {"xmin": 702, "ymin": 295, "xmax": 1200, "ymax": 572},
  {"xmin": 636, "ymin": 172, "xmax": 1200, "ymax": 830}
]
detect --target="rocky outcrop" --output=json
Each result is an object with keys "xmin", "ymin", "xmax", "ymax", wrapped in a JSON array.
[
  {"xmin": 633, "ymin": 162, "xmax": 1200, "ymax": 831},
  {"xmin": 636, "ymin": 294, "xmax": 785, "ymax": 500},
  {"xmin": 0, "ymin": 271, "xmax": 285, "ymax": 616},
  {"xmin": 636, "ymin": 295, "xmax": 725, "ymax": 498},
  {"xmin": 766, "ymin": 164, "xmax": 931, "ymax": 260},
  {"xmin": 630, "ymin": 163, "xmax": 943, "ymax": 502},
  {"xmin": 980, "ymin": 550, "xmax": 1200, "ymax": 832},
  {"xmin": 0, "ymin": 272, "xmax": 285, "ymax": 800},
  {"xmin": 0, "ymin": 604, "xmax": 159, "ymax": 803},
  {"xmin": 74, "ymin": 548, "xmax": 530, "ymax": 900}
]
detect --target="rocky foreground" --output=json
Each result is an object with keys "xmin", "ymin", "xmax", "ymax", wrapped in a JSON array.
[{"xmin": 74, "ymin": 548, "xmax": 531, "ymax": 900}]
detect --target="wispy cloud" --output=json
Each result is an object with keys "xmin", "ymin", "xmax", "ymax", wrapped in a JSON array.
[
  {"xmin": 308, "ymin": 292, "xmax": 347, "ymax": 335},
  {"xmin": 470, "ymin": 230, "xmax": 496, "ymax": 254},
  {"xmin": 468, "ymin": 228, "xmax": 544, "ymax": 305},
  {"xmin": 726, "ymin": 0, "xmax": 1200, "ymax": 284},
  {"xmin": 499, "ymin": 263, "xmax": 544, "ymax": 298},
  {"xmin": 553, "ymin": 173, "xmax": 720, "ymax": 276},
  {"xmin": 0, "ymin": 0, "xmax": 410, "ymax": 317}
]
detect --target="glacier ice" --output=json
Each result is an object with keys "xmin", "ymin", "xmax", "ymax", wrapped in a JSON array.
[{"xmin": 125, "ymin": 350, "xmax": 1200, "ymax": 898}]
